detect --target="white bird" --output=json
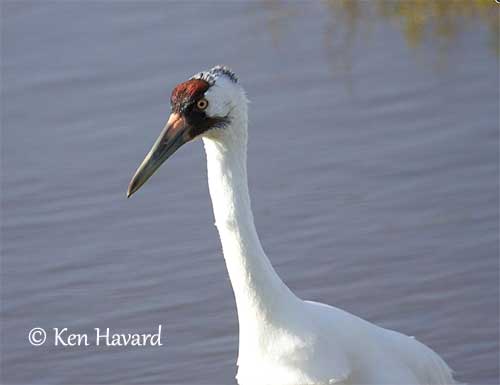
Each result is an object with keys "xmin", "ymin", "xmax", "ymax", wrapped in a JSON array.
[{"xmin": 127, "ymin": 66, "xmax": 456, "ymax": 385}]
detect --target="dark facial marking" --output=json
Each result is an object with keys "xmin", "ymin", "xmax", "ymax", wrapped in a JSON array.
[
  {"xmin": 186, "ymin": 111, "xmax": 229, "ymax": 139},
  {"xmin": 170, "ymin": 79, "xmax": 229, "ymax": 139}
]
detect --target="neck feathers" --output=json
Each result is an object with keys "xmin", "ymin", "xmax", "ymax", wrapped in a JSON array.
[{"xmin": 202, "ymin": 117, "xmax": 296, "ymax": 329}]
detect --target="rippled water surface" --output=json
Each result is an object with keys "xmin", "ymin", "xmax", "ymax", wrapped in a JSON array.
[{"xmin": 2, "ymin": 2, "xmax": 498, "ymax": 384}]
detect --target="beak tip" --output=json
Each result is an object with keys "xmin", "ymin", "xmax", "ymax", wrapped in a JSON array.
[{"xmin": 127, "ymin": 180, "xmax": 137, "ymax": 198}]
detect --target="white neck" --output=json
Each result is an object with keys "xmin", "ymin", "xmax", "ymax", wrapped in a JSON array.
[{"xmin": 202, "ymin": 119, "xmax": 298, "ymax": 335}]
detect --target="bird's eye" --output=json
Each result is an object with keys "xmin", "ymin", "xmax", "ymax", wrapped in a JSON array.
[{"xmin": 196, "ymin": 98, "xmax": 209, "ymax": 110}]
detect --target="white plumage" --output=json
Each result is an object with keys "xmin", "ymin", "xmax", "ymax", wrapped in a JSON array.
[{"xmin": 128, "ymin": 66, "xmax": 457, "ymax": 385}]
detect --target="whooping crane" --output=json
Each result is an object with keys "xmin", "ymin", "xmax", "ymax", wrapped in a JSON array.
[{"xmin": 127, "ymin": 66, "xmax": 456, "ymax": 385}]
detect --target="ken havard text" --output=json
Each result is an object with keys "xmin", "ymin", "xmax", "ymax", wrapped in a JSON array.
[{"xmin": 32, "ymin": 325, "xmax": 164, "ymax": 347}]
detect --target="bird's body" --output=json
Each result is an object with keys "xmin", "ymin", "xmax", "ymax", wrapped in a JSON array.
[
  {"xmin": 128, "ymin": 66, "xmax": 456, "ymax": 385},
  {"xmin": 236, "ymin": 299, "xmax": 454, "ymax": 385}
]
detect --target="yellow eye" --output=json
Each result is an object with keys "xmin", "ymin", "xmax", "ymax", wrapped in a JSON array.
[{"xmin": 196, "ymin": 98, "xmax": 208, "ymax": 110}]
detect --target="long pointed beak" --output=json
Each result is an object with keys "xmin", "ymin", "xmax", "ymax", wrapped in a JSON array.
[{"xmin": 127, "ymin": 113, "xmax": 190, "ymax": 197}]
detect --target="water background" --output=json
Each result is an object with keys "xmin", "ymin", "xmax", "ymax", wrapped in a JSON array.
[{"xmin": 2, "ymin": 2, "xmax": 499, "ymax": 384}]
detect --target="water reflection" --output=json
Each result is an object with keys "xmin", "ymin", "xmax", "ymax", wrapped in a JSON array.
[
  {"xmin": 330, "ymin": 0, "xmax": 499, "ymax": 52},
  {"xmin": 265, "ymin": 0, "xmax": 498, "ymax": 69},
  {"xmin": 369, "ymin": 0, "xmax": 499, "ymax": 52}
]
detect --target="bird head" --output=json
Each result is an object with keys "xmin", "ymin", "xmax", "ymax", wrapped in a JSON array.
[{"xmin": 127, "ymin": 65, "xmax": 246, "ymax": 197}]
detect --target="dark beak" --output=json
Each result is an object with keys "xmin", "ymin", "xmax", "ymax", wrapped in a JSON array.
[{"xmin": 127, "ymin": 113, "xmax": 191, "ymax": 197}]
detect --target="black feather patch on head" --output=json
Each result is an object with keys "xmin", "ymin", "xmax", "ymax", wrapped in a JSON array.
[{"xmin": 191, "ymin": 65, "xmax": 238, "ymax": 86}]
